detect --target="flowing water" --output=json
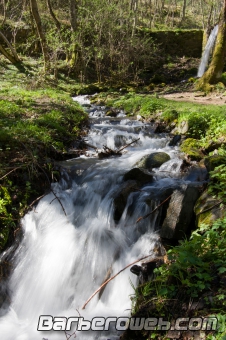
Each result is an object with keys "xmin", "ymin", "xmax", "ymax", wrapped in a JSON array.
[
  {"xmin": 197, "ymin": 25, "xmax": 218, "ymax": 78},
  {"xmin": 0, "ymin": 96, "xmax": 205, "ymax": 340}
]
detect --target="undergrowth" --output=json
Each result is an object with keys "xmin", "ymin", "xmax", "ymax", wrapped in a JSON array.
[
  {"xmin": 0, "ymin": 57, "xmax": 88, "ymax": 251},
  {"xmin": 131, "ymin": 218, "xmax": 226, "ymax": 339}
]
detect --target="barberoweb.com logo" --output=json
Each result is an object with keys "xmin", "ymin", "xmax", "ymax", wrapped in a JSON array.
[{"xmin": 38, "ymin": 315, "xmax": 218, "ymax": 332}]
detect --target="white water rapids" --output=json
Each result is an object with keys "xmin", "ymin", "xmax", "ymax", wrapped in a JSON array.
[{"xmin": 0, "ymin": 96, "xmax": 203, "ymax": 340}]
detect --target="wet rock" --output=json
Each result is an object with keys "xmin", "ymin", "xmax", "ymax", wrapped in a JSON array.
[
  {"xmin": 113, "ymin": 180, "xmax": 139, "ymax": 222},
  {"xmin": 169, "ymin": 134, "xmax": 181, "ymax": 146},
  {"xmin": 194, "ymin": 190, "xmax": 226, "ymax": 227},
  {"xmin": 160, "ymin": 185, "xmax": 201, "ymax": 240},
  {"xmin": 105, "ymin": 109, "xmax": 118, "ymax": 117},
  {"xmin": 123, "ymin": 168, "xmax": 153, "ymax": 185},
  {"xmin": 136, "ymin": 152, "xmax": 170, "ymax": 170},
  {"xmin": 204, "ymin": 155, "xmax": 226, "ymax": 172},
  {"xmin": 130, "ymin": 265, "xmax": 142, "ymax": 276}
]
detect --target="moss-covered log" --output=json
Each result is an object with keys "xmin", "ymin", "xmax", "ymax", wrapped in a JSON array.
[{"xmin": 197, "ymin": 0, "xmax": 226, "ymax": 90}]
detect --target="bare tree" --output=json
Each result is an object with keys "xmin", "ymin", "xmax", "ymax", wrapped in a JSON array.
[
  {"xmin": 70, "ymin": 0, "xmax": 78, "ymax": 32},
  {"xmin": 29, "ymin": 0, "xmax": 50, "ymax": 71},
  {"xmin": 46, "ymin": 0, "xmax": 61, "ymax": 30}
]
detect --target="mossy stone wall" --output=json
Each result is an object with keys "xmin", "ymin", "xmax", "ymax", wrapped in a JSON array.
[{"xmin": 149, "ymin": 30, "xmax": 203, "ymax": 58}]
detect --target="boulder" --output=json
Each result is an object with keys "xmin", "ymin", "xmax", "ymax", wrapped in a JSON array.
[
  {"xmin": 136, "ymin": 152, "xmax": 170, "ymax": 170},
  {"xmin": 105, "ymin": 109, "xmax": 118, "ymax": 117},
  {"xmin": 194, "ymin": 190, "xmax": 226, "ymax": 227},
  {"xmin": 177, "ymin": 120, "xmax": 189, "ymax": 134},
  {"xmin": 113, "ymin": 180, "xmax": 139, "ymax": 222},
  {"xmin": 123, "ymin": 168, "xmax": 153, "ymax": 185},
  {"xmin": 160, "ymin": 185, "xmax": 201, "ymax": 240}
]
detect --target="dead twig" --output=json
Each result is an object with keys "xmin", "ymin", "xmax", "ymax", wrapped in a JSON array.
[
  {"xmin": 83, "ymin": 142, "xmax": 98, "ymax": 151},
  {"xmin": 82, "ymin": 254, "xmax": 161, "ymax": 310},
  {"xmin": 0, "ymin": 166, "xmax": 23, "ymax": 180},
  {"xmin": 136, "ymin": 194, "xmax": 172, "ymax": 223},
  {"xmin": 196, "ymin": 200, "xmax": 223, "ymax": 216},
  {"xmin": 117, "ymin": 138, "xmax": 140, "ymax": 153},
  {"xmin": 26, "ymin": 194, "xmax": 47, "ymax": 211}
]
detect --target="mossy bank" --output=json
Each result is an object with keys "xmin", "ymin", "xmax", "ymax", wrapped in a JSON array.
[{"xmin": 0, "ymin": 57, "xmax": 88, "ymax": 252}]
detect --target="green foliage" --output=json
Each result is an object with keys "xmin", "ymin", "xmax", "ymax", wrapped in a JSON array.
[
  {"xmin": 0, "ymin": 64, "xmax": 88, "ymax": 251},
  {"xmin": 136, "ymin": 217, "xmax": 226, "ymax": 309},
  {"xmin": 208, "ymin": 164, "xmax": 226, "ymax": 204},
  {"xmin": 161, "ymin": 108, "xmax": 178, "ymax": 123},
  {"xmin": 0, "ymin": 185, "xmax": 15, "ymax": 250}
]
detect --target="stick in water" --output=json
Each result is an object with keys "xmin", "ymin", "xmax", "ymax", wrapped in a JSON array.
[
  {"xmin": 136, "ymin": 194, "xmax": 172, "ymax": 223},
  {"xmin": 81, "ymin": 254, "xmax": 162, "ymax": 310}
]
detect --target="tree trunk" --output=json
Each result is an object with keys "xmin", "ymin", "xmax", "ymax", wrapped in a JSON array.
[
  {"xmin": 46, "ymin": 0, "xmax": 61, "ymax": 30},
  {"xmin": 29, "ymin": 0, "xmax": 50, "ymax": 71},
  {"xmin": 2, "ymin": 0, "xmax": 6, "ymax": 25},
  {"xmin": 197, "ymin": 1, "xmax": 226, "ymax": 90},
  {"xmin": 70, "ymin": 0, "xmax": 78, "ymax": 32},
  {"xmin": 181, "ymin": 0, "xmax": 186, "ymax": 21},
  {"xmin": 0, "ymin": 44, "xmax": 19, "ymax": 64},
  {"xmin": 0, "ymin": 30, "xmax": 20, "ymax": 64}
]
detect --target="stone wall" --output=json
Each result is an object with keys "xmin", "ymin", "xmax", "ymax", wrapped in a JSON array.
[{"xmin": 149, "ymin": 29, "xmax": 203, "ymax": 58}]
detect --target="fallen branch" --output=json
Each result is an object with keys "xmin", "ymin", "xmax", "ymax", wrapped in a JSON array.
[
  {"xmin": 98, "ymin": 138, "xmax": 140, "ymax": 159},
  {"xmin": 196, "ymin": 200, "xmax": 223, "ymax": 216},
  {"xmin": 27, "ymin": 193, "xmax": 46, "ymax": 211},
  {"xmin": 136, "ymin": 194, "xmax": 172, "ymax": 223},
  {"xmin": 117, "ymin": 138, "xmax": 140, "ymax": 153},
  {"xmin": 83, "ymin": 142, "xmax": 98, "ymax": 151},
  {"xmin": 82, "ymin": 254, "xmax": 160, "ymax": 310},
  {"xmin": 0, "ymin": 166, "xmax": 23, "ymax": 181}
]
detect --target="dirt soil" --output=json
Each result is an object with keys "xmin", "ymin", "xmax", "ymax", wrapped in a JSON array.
[{"xmin": 162, "ymin": 91, "xmax": 226, "ymax": 105}]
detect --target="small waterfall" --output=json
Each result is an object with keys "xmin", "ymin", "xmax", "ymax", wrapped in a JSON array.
[{"xmin": 197, "ymin": 25, "xmax": 218, "ymax": 78}]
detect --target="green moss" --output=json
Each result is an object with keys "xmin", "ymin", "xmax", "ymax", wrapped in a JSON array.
[{"xmin": 180, "ymin": 138, "xmax": 203, "ymax": 160}]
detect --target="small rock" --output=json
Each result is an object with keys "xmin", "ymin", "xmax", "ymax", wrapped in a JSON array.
[
  {"xmin": 136, "ymin": 152, "xmax": 170, "ymax": 170},
  {"xmin": 169, "ymin": 135, "xmax": 181, "ymax": 146}
]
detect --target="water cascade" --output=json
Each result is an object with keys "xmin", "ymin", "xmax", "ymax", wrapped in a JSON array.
[
  {"xmin": 0, "ymin": 96, "xmax": 205, "ymax": 340},
  {"xmin": 197, "ymin": 25, "xmax": 219, "ymax": 78}
]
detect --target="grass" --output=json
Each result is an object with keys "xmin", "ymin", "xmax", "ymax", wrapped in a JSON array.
[{"xmin": 0, "ymin": 56, "xmax": 88, "ymax": 251}]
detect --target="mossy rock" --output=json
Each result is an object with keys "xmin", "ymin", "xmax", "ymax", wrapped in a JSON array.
[
  {"xmin": 194, "ymin": 190, "xmax": 226, "ymax": 227},
  {"xmin": 180, "ymin": 138, "xmax": 204, "ymax": 161},
  {"xmin": 204, "ymin": 155, "xmax": 226, "ymax": 172},
  {"xmin": 136, "ymin": 152, "xmax": 170, "ymax": 169}
]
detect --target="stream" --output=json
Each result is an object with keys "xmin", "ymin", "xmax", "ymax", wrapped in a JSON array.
[{"xmin": 0, "ymin": 95, "xmax": 206, "ymax": 340}]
